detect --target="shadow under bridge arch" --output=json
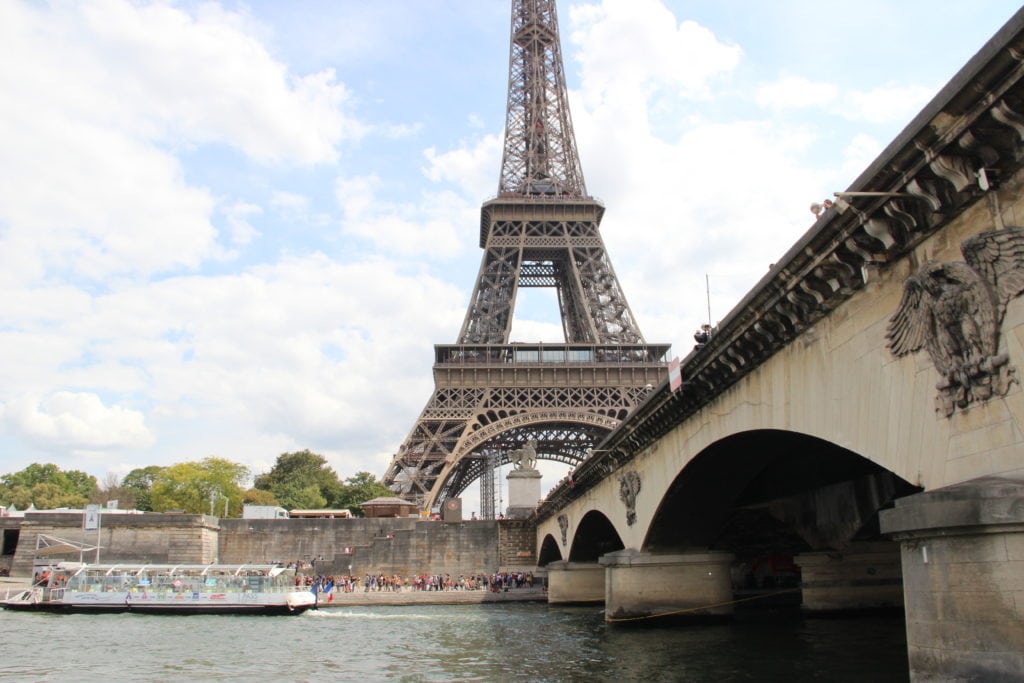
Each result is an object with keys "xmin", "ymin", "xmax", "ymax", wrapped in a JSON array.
[
  {"xmin": 643, "ymin": 429, "xmax": 920, "ymax": 556},
  {"xmin": 538, "ymin": 534, "xmax": 562, "ymax": 566},
  {"xmin": 428, "ymin": 410, "xmax": 621, "ymax": 508},
  {"xmin": 569, "ymin": 510, "xmax": 625, "ymax": 562}
]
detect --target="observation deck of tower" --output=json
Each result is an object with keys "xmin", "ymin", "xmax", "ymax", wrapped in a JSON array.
[{"xmin": 383, "ymin": 0, "xmax": 671, "ymax": 512}]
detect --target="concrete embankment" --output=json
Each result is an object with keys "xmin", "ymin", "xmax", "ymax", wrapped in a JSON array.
[{"xmin": 313, "ymin": 587, "xmax": 547, "ymax": 607}]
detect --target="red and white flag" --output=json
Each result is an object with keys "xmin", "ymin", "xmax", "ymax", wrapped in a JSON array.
[{"xmin": 668, "ymin": 357, "xmax": 682, "ymax": 393}]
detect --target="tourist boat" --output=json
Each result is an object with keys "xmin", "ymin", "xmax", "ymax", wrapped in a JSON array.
[{"xmin": 0, "ymin": 562, "xmax": 317, "ymax": 615}]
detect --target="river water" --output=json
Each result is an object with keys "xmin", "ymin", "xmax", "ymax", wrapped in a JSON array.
[{"xmin": 0, "ymin": 603, "xmax": 908, "ymax": 682}]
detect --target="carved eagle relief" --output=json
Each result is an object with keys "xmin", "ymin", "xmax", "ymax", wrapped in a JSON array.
[
  {"xmin": 886, "ymin": 227, "xmax": 1024, "ymax": 416},
  {"xmin": 617, "ymin": 471, "xmax": 641, "ymax": 526}
]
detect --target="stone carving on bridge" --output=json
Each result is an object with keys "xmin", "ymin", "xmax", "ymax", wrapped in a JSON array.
[
  {"xmin": 557, "ymin": 514, "xmax": 569, "ymax": 547},
  {"xmin": 618, "ymin": 471, "xmax": 642, "ymax": 526},
  {"xmin": 510, "ymin": 439, "xmax": 538, "ymax": 470},
  {"xmin": 887, "ymin": 227, "xmax": 1024, "ymax": 416}
]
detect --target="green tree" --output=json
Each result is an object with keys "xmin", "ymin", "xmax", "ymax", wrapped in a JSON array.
[
  {"xmin": 121, "ymin": 465, "xmax": 165, "ymax": 512},
  {"xmin": 335, "ymin": 471, "xmax": 391, "ymax": 517},
  {"xmin": 26, "ymin": 482, "xmax": 89, "ymax": 510},
  {"xmin": 0, "ymin": 463, "xmax": 97, "ymax": 509},
  {"xmin": 150, "ymin": 458, "xmax": 249, "ymax": 516},
  {"xmin": 271, "ymin": 482, "xmax": 327, "ymax": 510},
  {"xmin": 241, "ymin": 488, "xmax": 280, "ymax": 506},
  {"xmin": 252, "ymin": 450, "xmax": 342, "ymax": 510}
]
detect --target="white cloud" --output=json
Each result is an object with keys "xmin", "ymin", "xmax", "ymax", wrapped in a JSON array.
[
  {"xmin": 756, "ymin": 75, "xmax": 936, "ymax": 126},
  {"xmin": 841, "ymin": 82, "xmax": 935, "ymax": 124},
  {"xmin": 556, "ymin": 3, "xmax": 838, "ymax": 354},
  {"xmin": 757, "ymin": 76, "xmax": 839, "ymax": 111},
  {"xmin": 0, "ymin": 117, "xmax": 217, "ymax": 282},
  {"xmin": 335, "ymin": 175, "xmax": 470, "ymax": 258},
  {"xmin": 840, "ymin": 133, "xmax": 885, "ymax": 181},
  {"xmin": 0, "ymin": 252, "xmax": 467, "ymax": 468},
  {"xmin": 0, "ymin": 0, "xmax": 997, "ymax": 499},
  {"xmin": 570, "ymin": 0, "xmax": 742, "ymax": 106},
  {"xmin": 73, "ymin": 0, "xmax": 358, "ymax": 164},
  {"xmin": 223, "ymin": 202, "xmax": 262, "ymax": 248},
  {"xmin": 271, "ymin": 191, "xmax": 310, "ymax": 212},
  {"xmin": 0, "ymin": 0, "xmax": 360, "ymax": 284},
  {"xmin": 0, "ymin": 392, "xmax": 154, "ymax": 454},
  {"xmin": 423, "ymin": 134, "xmax": 502, "ymax": 202}
]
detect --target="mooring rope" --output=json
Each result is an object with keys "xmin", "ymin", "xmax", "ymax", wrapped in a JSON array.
[{"xmin": 604, "ymin": 588, "xmax": 801, "ymax": 623}]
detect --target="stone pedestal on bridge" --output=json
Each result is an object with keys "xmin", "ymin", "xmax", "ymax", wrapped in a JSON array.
[
  {"xmin": 506, "ymin": 468, "xmax": 542, "ymax": 520},
  {"xmin": 545, "ymin": 560, "xmax": 605, "ymax": 604},
  {"xmin": 880, "ymin": 476, "xmax": 1024, "ymax": 681},
  {"xmin": 600, "ymin": 549, "xmax": 735, "ymax": 623},
  {"xmin": 795, "ymin": 540, "xmax": 903, "ymax": 613}
]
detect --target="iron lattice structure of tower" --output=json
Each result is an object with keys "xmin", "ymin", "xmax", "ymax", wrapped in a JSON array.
[{"xmin": 383, "ymin": 0, "xmax": 670, "ymax": 511}]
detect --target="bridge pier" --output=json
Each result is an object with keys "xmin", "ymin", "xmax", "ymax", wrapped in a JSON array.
[
  {"xmin": 795, "ymin": 541, "xmax": 903, "ymax": 613},
  {"xmin": 545, "ymin": 560, "xmax": 605, "ymax": 604},
  {"xmin": 600, "ymin": 549, "xmax": 734, "ymax": 623},
  {"xmin": 881, "ymin": 476, "xmax": 1024, "ymax": 681}
]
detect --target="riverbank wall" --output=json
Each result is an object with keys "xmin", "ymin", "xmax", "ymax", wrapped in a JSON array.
[
  {"xmin": 313, "ymin": 586, "xmax": 548, "ymax": 607},
  {"xmin": 0, "ymin": 513, "xmax": 537, "ymax": 578}
]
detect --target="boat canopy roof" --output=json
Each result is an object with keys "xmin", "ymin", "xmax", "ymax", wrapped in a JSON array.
[{"xmin": 54, "ymin": 563, "xmax": 290, "ymax": 577}]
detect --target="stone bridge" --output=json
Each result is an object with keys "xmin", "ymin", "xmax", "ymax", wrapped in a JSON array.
[{"xmin": 533, "ymin": 11, "xmax": 1024, "ymax": 680}]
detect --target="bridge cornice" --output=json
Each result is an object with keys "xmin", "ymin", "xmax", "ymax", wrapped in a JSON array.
[{"xmin": 536, "ymin": 10, "xmax": 1024, "ymax": 522}]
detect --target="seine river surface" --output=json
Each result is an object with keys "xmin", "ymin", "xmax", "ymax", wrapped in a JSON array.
[{"xmin": 0, "ymin": 603, "xmax": 908, "ymax": 682}]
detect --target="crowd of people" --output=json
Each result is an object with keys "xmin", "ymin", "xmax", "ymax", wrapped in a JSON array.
[{"xmin": 293, "ymin": 570, "xmax": 537, "ymax": 598}]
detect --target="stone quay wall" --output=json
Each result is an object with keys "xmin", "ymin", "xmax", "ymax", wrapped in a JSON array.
[
  {"xmin": 1, "ymin": 513, "xmax": 537, "ymax": 579},
  {"xmin": 6, "ymin": 513, "xmax": 220, "ymax": 575},
  {"xmin": 220, "ymin": 517, "xmax": 536, "ymax": 577}
]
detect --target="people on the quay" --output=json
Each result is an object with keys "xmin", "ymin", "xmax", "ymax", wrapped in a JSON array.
[{"xmin": 290, "ymin": 569, "xmax": 537, "ymax": 599}]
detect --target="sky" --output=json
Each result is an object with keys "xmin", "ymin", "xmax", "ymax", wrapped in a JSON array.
[{"xmin": 1, "ymin": 0, "xmax": 1020, "ymax": 515}]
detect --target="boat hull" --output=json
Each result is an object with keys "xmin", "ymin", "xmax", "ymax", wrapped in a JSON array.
[
  {"xmin": 1, "ymin": 587, "xmax": 317, "ymax": 615},
  {"xmin": 1, "ymin": 560, "xmax": 317, "ymax": 615},
  {"xmin": 1, "ymin": 600, "xmax": 314, "ymax": 615}
]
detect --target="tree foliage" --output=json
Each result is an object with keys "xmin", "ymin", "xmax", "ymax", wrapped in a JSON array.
[
  {"xmin": 150, "ymin": 458, "xmax": 249, "ymax": 516},
  {"xmin": 253, "ymin": 450, "xmax": 342, "ymax": 510},
  {"xmin": 0, "ymin": 463, "xmax": 98, "ymax": 510},
  {"xmin": 121, "ymin": 465, "xmax": 165, "ymax": 512},
  {"xmin": 335, "ymin": 471, "xmax": 392, "ymax": 516},
  {"xmin": 241, "ymin": 488, "xmax": 280, "ymax": 506},
  {"xmin": 250, "ymin": 452, "xmax": 391, "ymax": 516},
  {"xmin": 0, "ymin": 455, "xmax": 396, "ymax": 519}
]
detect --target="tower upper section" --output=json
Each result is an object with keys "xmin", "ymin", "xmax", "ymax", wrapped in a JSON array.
[{"xmin": 498, "ymin": 0, "xmax": 587, "ymax": 199}]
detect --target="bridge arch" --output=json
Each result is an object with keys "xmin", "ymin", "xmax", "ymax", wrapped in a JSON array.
[
  {"xmin": 642, "ymin": 429, "xmax": 919, "ymax": 558},
  {"xmin": 538, "ymin": 534, "xmax": 562, "ymax": 566},
  {"xmin": 427, "ymin": 410, "xmax": 621, "ymax": 508},
  {"xmin": 569, "ymin": 509, "xmax": 625, "ymax": 562}
]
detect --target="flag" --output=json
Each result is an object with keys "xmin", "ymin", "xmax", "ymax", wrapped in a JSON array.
[{"xmin": 668, "ymin": 357, "xmax": 682, "ymax": 393}]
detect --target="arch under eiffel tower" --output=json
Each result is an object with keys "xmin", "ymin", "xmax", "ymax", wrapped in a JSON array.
[{"xmin": 383, "ymin": 0, "xmax": 671, "ymax": 512}]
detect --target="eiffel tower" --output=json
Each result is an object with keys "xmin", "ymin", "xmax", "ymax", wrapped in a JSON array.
[{"xmin": 383, "ymin": 0, "xmax": 670, "ymax": 511}]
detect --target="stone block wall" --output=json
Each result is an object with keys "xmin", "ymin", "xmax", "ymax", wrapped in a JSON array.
[
  {"xmin": 219, "ymin": 517, "xmax": 532, "ymax": 577},
  {"xmin": 8, "ymin": 513, "xmax": 220, "ymax": 574},
  {"xmin": 3, "ymin": 514, "xmax": 538, "ymax": 579},
  {"xmin": 881, "ymin": 477, "xmax": 1024, "ymax": 680},
  {"xmin": 498, "ymin": 519, "xmax": 537, "ymax": 571}
]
